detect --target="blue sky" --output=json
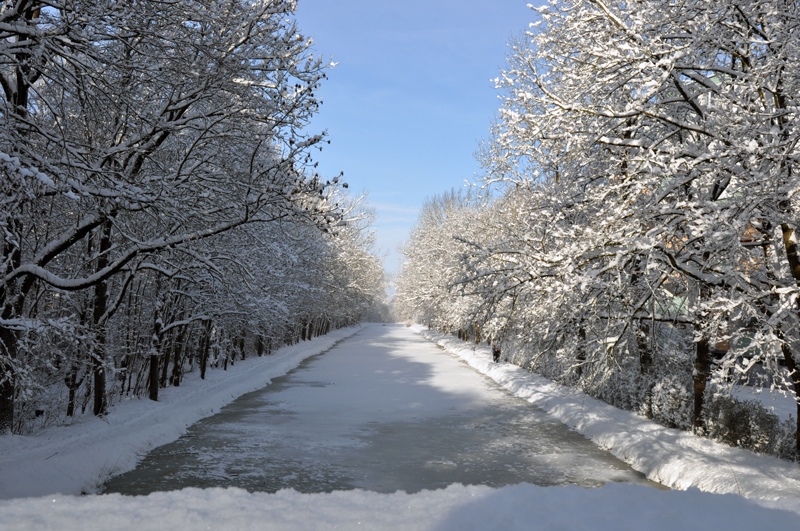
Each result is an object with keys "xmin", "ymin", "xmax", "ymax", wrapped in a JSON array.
[{"xmin": 294, "ymin": 1, "xmax": 537, "ymax": 276}]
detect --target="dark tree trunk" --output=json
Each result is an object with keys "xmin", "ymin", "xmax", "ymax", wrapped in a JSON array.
[
  {"xmin": 91, "ymin": 218, "xmax": 112, "ymax": 417},
  {"xmin": 576, "ymin": 327, "xmax": 586, "ymax": 378},
  {"xmin": 148, "ymin": 353, "xmax": 159, "ymax": 401},
  {"xmin": 779, "ymin": 340, "xmax": 800, "ymax": 458},
  {"xmin": 91, "ymin": 328, "xmax": 107, "ymax": 416},
  {"xmin": 0, "ymin": 326, "xmax": 18, "ymax": 433},
  {"xmin": 1, "ymin": 216, "xmax": 23, "ymax": 433},
  {"xmin": 629, "ymin": 257, "xmax": 653, "ymax": 375},
  {"xmin": 637, "ymin": 321, "xmax": 652, "ymax": 374},
  {"xmin": 693, "ymin": 336, "xmax": 711, "ymax": 433},
  {"xmin": 65, "ymin": 362, "xmax": 80, "ymax": 417},
  {"xmin": 256, "ymin": 335, "xmax": 264, "ymax": 357},
  {"xmin": 82, "ymin": 375, "xmax": 92, "ymax": 414},
  {"xmin": 778, "ymin": 224, "xmax": 800, "ymax": 456},
  {"xmin": 159, "ymin": 331, "xmax": 171, "ymax": 388},
  {"xmin": 200, "ymin": 320, "xmax": 212, "ymax": 380},
  {"xmin": 691, "ymin": 251, "xmax": 714, "ymax": 433},
  {"xmin": 171, "ymin": 326, "xmax": 186, "ymax": 387},
  {"xmin": 0, "ymin": 7, "xmax": 43, "ymax": 433},
  {"xmin": 148, "ymin": 313, "xmax": 163, "ymax": 402}
]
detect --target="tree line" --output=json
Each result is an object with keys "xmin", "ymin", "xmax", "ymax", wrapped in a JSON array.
[
  {"xmin": 0, "ymin": 0, "xmax": 387, "ymax": 434},
  {"xmin": 395, "ymin": 0, "xmax": 800, "ymax": 460}
]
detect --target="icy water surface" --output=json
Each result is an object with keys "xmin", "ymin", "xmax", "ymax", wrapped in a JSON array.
[{"xmin": 103, "ymin": 324, "xmax": 662, "ymax": 495}]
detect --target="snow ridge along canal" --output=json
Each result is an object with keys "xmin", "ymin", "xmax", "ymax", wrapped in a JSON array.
[{"xmin": 104, "ymin": 323, "xmax": 658, "ymax": 495}]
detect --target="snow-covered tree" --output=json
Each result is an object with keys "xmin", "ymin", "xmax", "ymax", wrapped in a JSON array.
[
  {"xmin": 395, "ymin": 190, "xmax": 488, "ymax": 338},
  {"xmin": 0, "ymin": 1, "xmax": 387, "ymax": 434},
  {"xmin": 479, "ymin": 0, "xmax": 800, "ymax": 451},
  {"xmin": 398, "ymin": 0, "xmax": 800, "ymax": 459}
]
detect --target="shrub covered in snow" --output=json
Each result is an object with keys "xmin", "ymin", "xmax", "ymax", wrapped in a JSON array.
[
  {"xmin": 703, "ymin": 388, "xmax": 793, "ymax": 458},
  {"xmin": 648, "ymin": 376, "xmax": 693, "ymax": 431}
]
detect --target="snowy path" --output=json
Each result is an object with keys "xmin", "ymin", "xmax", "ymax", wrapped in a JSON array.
[{"xmin": 103, "ymin": 323, "xmax": 655, "ymax": 495}]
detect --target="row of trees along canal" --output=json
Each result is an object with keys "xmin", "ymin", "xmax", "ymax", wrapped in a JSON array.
[
  {"xmin": 0, "ymin": 1, "xmax": 388, "ymax": 435},
  {"xmin": 395, "ymin": 0, "xmax": 800, "ymax": 461}
]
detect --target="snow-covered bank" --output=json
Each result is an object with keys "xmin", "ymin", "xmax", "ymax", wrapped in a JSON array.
[
  {"xmin": 0, "ymin": 326, "xmax": 363, "ymax": 500},
  {"xmin": 2, "ymin": 482, "xmax": 798, "ymax": 531},
  {"xmin": 418, "ymin": 327, "xmax": 800, "ymax": 515}
]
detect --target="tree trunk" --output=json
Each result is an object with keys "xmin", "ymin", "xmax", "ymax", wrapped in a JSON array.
[
  {"xmin": 781, "ymin": 224, "xmax": 800, "ymax": 280},
  {"xmin": 779, "ymin": 339, "xmax": 800, "ymax": 458},
  {"xmin": 693, "ymin": 336, "xmax": 711, "ymax": 433},
  {"xmin": 778, "ymin": 224, "xmax": 800, "ymax": 456},
  {"xmin": 200, "ymin": 320, "xmax": 212, "ymax": 380},
  {"xmin": 1, "ymin": 218, "xmax": 23, "ymax": 432},
  {"xmin": 0, "ymin": 8, "xmax": 41, "ymax": 433},
  {"xmin": 148, "ymin": 313, "xmax": 163, "ymax": 402},
  {"xmin": 148, "ymin": 353, "xmax": 159, "ymax": 401},
  {"xmin": 637, "ymin": 321, "xmax": 652, "ymax": 375},
  {"xmin": 82, "ymin": 375, "xmax": 92, "ymax": 414},
  {"xmin": 159, "ymin": 331, "xmax": 171, "ymax": 388},
  {"xmin": 65, "ymin": 362, "xmax": 80, "ymax": 417},
  {"xmin": 630, "ymin": 258, "xmax": 653, "ymax": 375},
  {"xmin": 171, "ymin": 326, "xmax": 186, "ymax": 387},
  {"xmin": 576, "ymin": 326, "xmax": 586, "ymax": 378},
  {"xmin": 91, "ymin": 218, "xmax": 112, "ymax": 417},
  {"xmin": 0, "ymin": 326, "xmax": 18, "ymax": 433}
]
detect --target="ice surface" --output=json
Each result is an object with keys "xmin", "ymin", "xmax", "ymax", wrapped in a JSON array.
[{"xmin": 104, "ymin": 324, "xmax": 656, "ymax": 495}]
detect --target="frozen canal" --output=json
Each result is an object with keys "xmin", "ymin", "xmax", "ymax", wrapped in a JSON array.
[{"xmin": 104, "ymin": 324, "xmax": 660, "ymax": 495}]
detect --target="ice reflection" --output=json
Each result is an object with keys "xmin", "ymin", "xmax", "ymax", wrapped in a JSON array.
[{"xmin": 103, "ymin": 325, "xmax": 663, "ymax": 495}]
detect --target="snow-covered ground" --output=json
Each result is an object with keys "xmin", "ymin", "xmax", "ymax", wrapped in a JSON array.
[
  {"xmin": 417, "ymin": 327, "xmax": 800, "ymax": 515},
  {"xmin": 0, "ymin": 325, "xmax": 363, "ymax": 499},
  {"xmin": 2, "ymin": 482, "xmax": 798, "ymax": 531}
]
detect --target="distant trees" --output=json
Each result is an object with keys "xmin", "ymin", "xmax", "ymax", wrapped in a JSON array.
[
  {"xmin": 394, "ymin": 190, "xmax": 487, "ymax": 336},
  {"xmin": 396, "ymin": 0, "xmax": 800, "ymax": 459},
  {"xmin": 1, "ymin": 1, "xmax": 387, "ymax": 434}
]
